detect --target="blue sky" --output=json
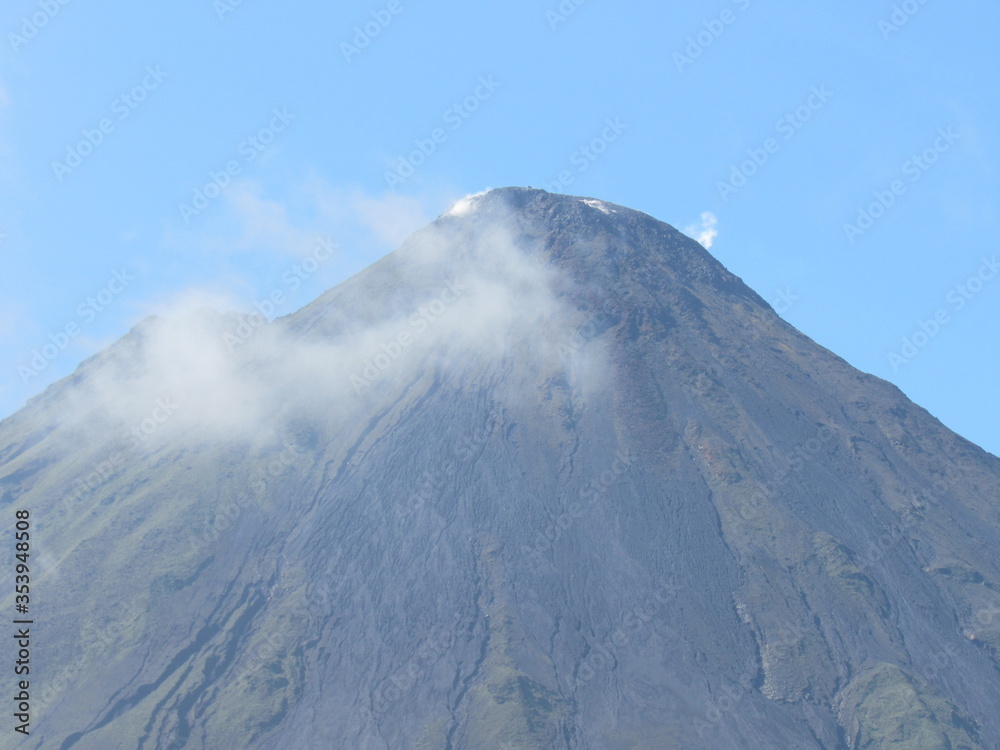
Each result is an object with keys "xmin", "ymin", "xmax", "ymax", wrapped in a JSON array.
[{"xmin": 1, "ymin": 0, "xmax": 997, "ymax": 455}]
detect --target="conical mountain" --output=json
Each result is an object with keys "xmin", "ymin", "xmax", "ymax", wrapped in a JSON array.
[{"xmin": 2, "ymin": 187, "xmax": 998, "ymax": 749}]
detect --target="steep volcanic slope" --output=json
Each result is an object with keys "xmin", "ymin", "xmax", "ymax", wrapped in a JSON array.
[{"xmin": 1, "ymin": 187, "xmax": 999, "ymax": 749}]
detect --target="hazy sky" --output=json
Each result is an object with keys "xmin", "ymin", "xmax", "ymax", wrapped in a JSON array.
[{"xmin": 1, "ymin": 0, "xmax": 997, "ymax": 454}]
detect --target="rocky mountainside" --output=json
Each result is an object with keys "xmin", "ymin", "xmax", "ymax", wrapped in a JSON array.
[{"xmin": 2, "ymin": 187, "xmax": 999, "ymax": 749}]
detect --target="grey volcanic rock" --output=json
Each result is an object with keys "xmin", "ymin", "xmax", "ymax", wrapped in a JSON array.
[{"xmin": 2, "ymin": 187, "xmax": 999, "ymax": 749}]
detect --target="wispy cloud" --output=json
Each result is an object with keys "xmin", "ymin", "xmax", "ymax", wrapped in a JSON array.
[
  {"xmin": 64, "ymin": 199, "xmax": 608, "ymax": 454},
  {"xmin": 166, "ymin": 177, "xmax": 339, "ymax": 259},
  {"xmin": 685, "ymin": 211, "xmax": 719, "ymax": 249},
  {"xmin": 444, "ymin": 189, "xmax": 492, "ymax": 217},
  {"xmin": 224, "ymin": 180, "xmax": 330, "ymax": 256},
  {"xmin": 166, "ymin": 174, "xmax": 436, "ymax": 261},
  {"xmin": 349, "ymin": 191, "xmax": 432, "ymax": 248}
]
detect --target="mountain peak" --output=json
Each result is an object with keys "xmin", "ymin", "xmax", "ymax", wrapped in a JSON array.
[
  {"xmin": 5, "ymin": 190, "xmax": 999, "ymax": 748},
  {"xmin": 427, "ymin": 187, "xmax": 762, "ymax": 311},
  {"xmin": 442, "ymin": 186, "xmax": 633, "ymax": 220}
]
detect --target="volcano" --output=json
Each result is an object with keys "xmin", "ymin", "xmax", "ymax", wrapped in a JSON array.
[{"xmin": 3, "ymin": 187, "xmax": 999, "ymax": 749}]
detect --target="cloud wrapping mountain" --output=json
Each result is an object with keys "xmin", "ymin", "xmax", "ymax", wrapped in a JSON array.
[{"xmin": 2, "ymin": 187, "xmax": 998, "ymax": 749}]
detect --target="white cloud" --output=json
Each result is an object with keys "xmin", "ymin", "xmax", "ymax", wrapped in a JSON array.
[
  {"xmin": 106, "ymin": 181, "xmax": 625, "ymax": 462},
  {"xmin": 580, "ymin": 199, "xmax": 616, "ymax": 215},
  {"xmin": 685, "ymin": 211, "xmax": 718, "ymax": 249},
  {"xmin": 164, "ymin": 182, "xmax": 333, "ymax": 261},
  {"xmin": 224, "ymin": 180, "xmax": 330, "ymax": 257},
  {"xmin": 166, "ymin": 174, "xmax": 441, "ymax": 264},
  {"xmin": 63, "ymin": 199, "xmax": 610, "ymax": 453},
  {"xmin": 350, "ymin": 191, "xmax": 432, "ymax": 248},
  {"xmin": 133, "ymin": 287, "xmax": 247, "ymax": 322},
  {"xmin": 444, "ymin": 189, "xmax": 493, "ymax": 217}
]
